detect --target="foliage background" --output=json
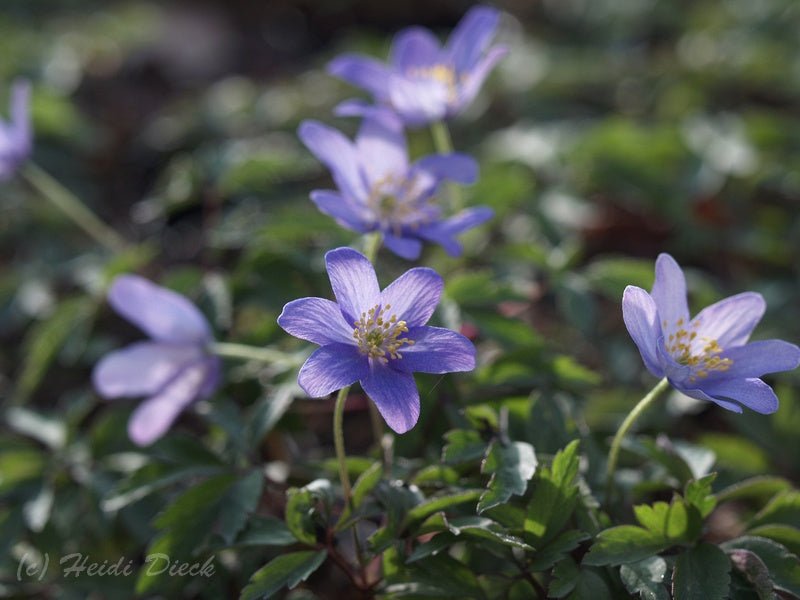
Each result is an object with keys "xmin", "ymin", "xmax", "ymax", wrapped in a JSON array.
[{"xmin": 1, "ymin": 0, "xmax": 799, "ymax": 598}]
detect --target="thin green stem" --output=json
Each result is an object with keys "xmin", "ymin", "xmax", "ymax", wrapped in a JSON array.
[
  {"xmin": 334, "ymin": 386, "xmax": 353, "ymax": 504},
  {"xmin": 606, "ymin": 377, "xmax": 670, "ymax": 491},
  {"xmin": 209, "ymin": 342, "xmax": 293, "ymax": 364},
  {"xmin": 429, "ymin": 120, "xmax": 464, "ymax": 211},
  {"xmin": 22, "ymin": 163, "xmax": 127, "ymax": 253}
]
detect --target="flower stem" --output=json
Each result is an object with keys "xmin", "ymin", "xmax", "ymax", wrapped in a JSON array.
[
  {"xmin": 363, "ymin": 231, "xmax": 382, "ymax": 263},
  {"xmin": 606, "ymin": 377, "xmax": 670, "ymax": 490},
  {"xmin": 334, "ymin": 386, "xmax": 353, "ymax": 504},
  {"xmin": 209, "ymin": 342, "xmax": 292, "ymax": 364},
  {"xmin": 429, "ymin": 120, "xmax": 464, "ymax": 211},
  {"xmin": 22, "ymin": 163, "xmax": 127, "ymax": 253}
]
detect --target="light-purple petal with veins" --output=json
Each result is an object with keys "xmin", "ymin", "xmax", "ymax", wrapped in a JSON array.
[
  {"xmin": 700, "ymin": 377, "xmax": 780, "ymax": 414},
  {"xmin": 360, "ymin": 363, "xmax": 420, "ymax": 434},
  {"xmin": 383, "ymin": 233, "xmax": 423, "ymax": 260},
  {"xmin": 309, "ymin": 190, "xmax": 370, "ymax": 233},
  {"xmin": 455, "ymin": 45, "xmax": 509, "ymax": 109},
  {"xmin": 298, "ymin": 120, "xmax": 369, "ymax": 202},
  {"xmin": 277, "ymin": 297, "xmax": 357, "ymax": 346},
  {"xmin": 689, "ymin": 291, "xmax": 765, "ymax": 348},
  {"xmin": 325, "ymin": 247, "xmax": 380, "ymax": 324},
  {"xmin": 396, "ymin": 326, "xmax": 475, "ymax": 373},
  {"xmin": 298, "ymin": 344, "xmax": 367, "ymax": 398},
  {"xmin": 621, "ymin": 286, "xmax": 663, "ymax": 377},
  {"xmin": 390, "ymin": 27, "xmax": 441, "ymax": 70},
  {"xmin": 715, "ymin": 340, "xmax": 800, "ymax": 380},
  {"xmin": 446, "ymin": 5, "xmax": 502, "ymax": 72},
  {"xmin": 355, "ymin": 113, "xmax": 407, "ymax": 187},
  {"xmin": 650, "ymin": 253, "xmax": 690, "ymax": 330},
  {"xmin": 327, "ymin": 54, "xmax": 393, "ymax": 101},
  {"xmin": 379, "ymin": 267, "xmax": 443, "ymax": 327},
  {"xmin": 413, "ymin": 153, "xmax": 479, "ymax": 185}
]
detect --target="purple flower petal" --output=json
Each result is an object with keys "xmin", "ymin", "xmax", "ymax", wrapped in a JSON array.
[
  {"xmin": 446, "ymin": 6, "xmax": 501, "ymax": 72},
  {"xmin": 650, "ymin": 253, "xmax": 690, "ymax": 333},
  {"xmin": 327, "ymin": 54, "xmax": 393, "ymax": 101},
  {"xmin": 298, "ymin": 120, "xmax": 369, "ymax": 202},
  {"xmin": 717, "ymin": 340, "xmax": 800, "ymax": 379},
  {"xmin": 690, "ymin": 291, "xmax": 765, "ymax": 348},
  {"xmin": 383, "ymin": 233, "xmax": 423, "ymax": 260},
  {"xmin": 278, "ymin": 297, "xmax": 356, "ymax": 346},
  {"xmin": 379, "ymin": 267, "xmax": 443, "ymax": 327},
  {"xmin": 127, "ymin": 361, "xmax": 210, "ymax": 446},
  {"xmin": 355, "ymin": 113, "xmax": 407, "ymax": 187},
  {"xmin": 675, "ymin": 384, "xmax": 744, "ymax": 414},
  {"xmin": 413, "ymin": 153, "xmax": 479, "ymax": 185},
  {"xmin": 391, "ymin": 27, "xmax": 442, "ymax": 70},
  {"xmin": 360, "ymin": 362, "xmax": 420, "ymax": 434},
  {"xmin": 416, "ymin": 206, "xmax": 494, "ymax": 256},
  {"xmin": 621, "ymin": 286, "xmax": 664, "ymax": 378},
  {"xmin": 108, "ymin": 275, "xmax": 211, "ymax": 343},
  {"xmin": 700, "ymin": 377, "xmax": 780, "ymax": 414},
  {"xmin": 388, "ymin": 73, "xmax": 448, "ymax": 126},
  {"xmin": 93, "ymin": 341, "xmax": 203, "ymax": 399},
  {"xmin": 297, "ymin": 343, "xmax": 367, "ymax": 397},
  {"xmin": 325, "ymin": 247, "xmax": 380, "ymax": 325},
  {"xmin": 455, "ymin": 45, "xmax": 508, "ymax": 110},
  {"xmin": 395, "ymin": 326, "xmax": 475, "ymax": 373},
  {"xmin": 656, "ymin": 335, "xmax": 691, "ymax": 382},
  {"xmin": 309, "ymin": 190, "xmax": 370, "ymax": 233}
]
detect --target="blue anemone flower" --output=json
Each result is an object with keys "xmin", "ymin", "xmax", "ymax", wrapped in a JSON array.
[
  {"xmin": 623, "ymin": 253, "xmax": 800, "ymax": 414},
  {"xmin": 328, "ymin": 5, "xmax": 508, "ymax": 127},
  {"xmin": 298, "ymin": 111, "xmax": 492, "ymax": 260},
  {"xmin": 278, "ymin": 247, "xmax": 476, "ymax": 433}
]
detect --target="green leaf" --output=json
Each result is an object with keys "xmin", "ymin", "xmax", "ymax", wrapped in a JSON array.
[
  {"xmin": 239, "ymin": 550, "xmax": 327, "ymax": 600},
  {"xmin": 620, "ymin": 556, "xmax": 669, "ymax": 600},
  {"xmin": 285, "ymin": 479, "xmax": 333, "ymax": 546},
  {"xmin": 245, "ymin": 383, "xmax": 297, "ymax": 449},
  {"xmin": 442, "ymin": 429, "xmax": 487, "ymax": 465},
  {"xmin": 446, "ymin": 516, "xmax": 534, "ymax": 550},
  {"xmin": 684, "ymin": 474, "xmax": 718, "ymax": 519},
  {"xmin": 218, "ymin": 471, "xmax": 264, "ymax": 545},
  {"xmin": 524, "ymin": 440, "xmax": 581, "ymax": 544},
  {"xmin": 721, "ymin": 536, "xmax": 800, "ymax": 597},
  {"xmin": 582, "ymin": 526, "xmax": 671, "ymax": 566},
  {"xmin": 478, "ymin": 440, "xmax": 537, "ymax": 513},
  {"xmin": 154, "ymin": 474, "xmax": 238, "ymax": 531},
  {"xmin": 408, "ymin": 532, "xmax": 459, "ymax": 563},
  {"xmin": 336, "ymin": 462, "xmax": 382, "ymax": 530},
  {"xmin": 633, "ymin": 498, "xmax": 691, "ymax": 542},
  {"xmin": 749, "ymin": 490, "xmax": 800, "ymax": 530},
  {"xmin": 728, "ymin": 549, "xmax": 776, "ymax": 600},
  {"xmin": 716, "ymin": 476, "xmax": 793, "ymax": 504},
  {"xmin": 236, "ymin": 516, "xmax": 296, "ymax": 547},
  {"xmin": 747, "ymin": 524, "xmax": 800, "ymax": 556},
  {"xmin": 404, "ymin": 490, "xmax": 482, "ymax": 526},
  {"xmin": 410, "ymin": 553, "xmax": 485, "ymax": 599},
  {"xmin": 551, "ymin": 559, "xmax": 613, "ymax": 599},
  {"xmin": 14, "ymin": 296, "xmax": 93, "ymax": 403},
  {"xmin": 550, "ymin": 558, "xmax": 580, "ymax": 598},
  {"xmin": 671, "ymin": 543, "xmax": 731, "ymax": 600},
  {"xmin": 530, "ymin": 530, "xmax": 591, "ymax": 571},
  {"xmin": 4, "ymin": 407, "xmax": 66, "ymax": 449}
]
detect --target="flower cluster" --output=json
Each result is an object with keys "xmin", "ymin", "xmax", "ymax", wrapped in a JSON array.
[{"xmin": 623, "ymin": 254, "xmax": 800, "ymax": 414}]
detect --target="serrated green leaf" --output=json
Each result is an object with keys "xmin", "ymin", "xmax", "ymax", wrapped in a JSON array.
[
  {"xmin": 218, "ymin": 471, "xmax": 264, "ymax": 545},
  {"xmin": 411, "ymin": 553, "xmax": 485, "ymax": 599},
  {"xmin": 408, "ymin": 532, "xmax": 458, "ymax": 563},
  {"xmin": 633, "ymin": 497, "xmax": 691, "ymax": 542},
  {"xmin": 721, "ymin": 536, "xmax": 800, "ymax": 597},
  {"xmin": 236, "ymin": 516, "xmax": 296, "ymax": 547},
  {"xmin": 530, "ymin": 530, "xmax": 590, "ymax": 571},
  {"xmin": 716, "ymin": 477, "xmax": 793, "ymax": 504},
  {"xmin": 582, "ymin": 525, "xmax": 670, "ymax": 566},
  {"xmin": 671, "ymin": 543, "xmax": 731, "ymax": 600},
  {"xmin": 620, "ymin": 556, "xmax": 669, "ymax": 600},
  {"xmin": 446, "ymin": 516, "xmax": 534, "ymax": 550},
  {"xmin": 685, "ymin": 474, "xmax": 718, "ymax": 519},
  {"xmin": 404, "ymin": 490, "xmax": 482, "ymax": 526},
  {"xmin": 285, "ymin": 479, "xmax": 333, "ymax": 546},
  {"xmin": 239, "ymin": 550, "xmax": 326, "ymax": 600},
  {"xmin": 442, "ymin": 429, "xmax": 487, "ymax": 465},
  {"xmin": 747, "ymin": 524, "xmax": 800, "ymax": 556},
  {"xmin": 478, "ymin": 441, "xmax": 537, "ymax": 513},
  {"xmin": 336, "ymin": 462, "xmax": 382, "ymax": 530},
  {"xmin": 524, "ymin": 440, "xmax": 580, "ymax": 544},
  {"xmin": 728, "ymin": 549, "xmax": 776, "ymax": 600}
]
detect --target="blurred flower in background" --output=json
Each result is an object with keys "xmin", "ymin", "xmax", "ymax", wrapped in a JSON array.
[
  {"xmin": 92, "ymin": 275, "xmax": 221, "ymax": 446},
  {"xmin": 329, "ymin": 5, "xmax": 508, "ymax": 126},
  {"xmin": 0, "ymin": 80, "xmax": 32, "ymax": 180},
  {"xmin": 298, "ymin": 111, "xmax": 492, "ymax": 259}
]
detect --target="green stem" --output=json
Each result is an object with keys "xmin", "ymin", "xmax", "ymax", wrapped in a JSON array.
[
  {"xmin": 429, "ymin": 121, "xmax": 464, "ymax": 211},
  {"xmin": 209, "ymin": 342, "xmax": 293, "ymax": 364},
  {"xmin": 362, "ymin": 231, "xmax": 382, "ymax": 263},
  {"xmin": 606, "ymin": 377, "xmax": 670, "ymax": 490},
  {"xmin": 22, "ymin": 163, "xmax": 127, "ymax": 253},
  {"xmin": 334, "ymin": 386, "xmax": 353, "ymax": 503}
]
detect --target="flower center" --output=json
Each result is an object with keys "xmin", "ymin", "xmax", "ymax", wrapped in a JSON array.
[
  {"xmin": 353, "ymin": 304, "xmax": 415, "ymax": 363},
  {"xmin": 664, "ymin": 318, "xmax": 733, "ymax": 381},
  {"xmin": 407, "ymin": 64, "xmax": 460, "ymax": 103},
  {"xmin": 366, "ymin": 175, "xmax": 436, "ymax": 234}
]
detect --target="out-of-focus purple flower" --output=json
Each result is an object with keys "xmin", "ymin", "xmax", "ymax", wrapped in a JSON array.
[
  {"xmin": 298, "ymin": 112, "xmax": 492, "ymax": 260},
  {"xmin": 329, "ymin": 5, "xmax": 508, "ymax": 126},
  {"xmin": 0, "ymin": 80, "xmax": 32, "ymax": 180},
  {"xmin": 278, "ymin": 247, "xmax": 475, "ymax": 433},
  {"xmin": 93, "ymin": 275, "xmax": 220, "ymax": 446},
  {"xmin": 623, "ymin": 253, "xmax": 800, "ymax": 414}
]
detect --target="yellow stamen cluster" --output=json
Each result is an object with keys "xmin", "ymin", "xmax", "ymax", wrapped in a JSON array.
[
  {"xmin": 407, "ymin": 64, "xmax": 461, "ymax": 102},
  {"xmin": 663, "ymin": 318, "xmax": 733, "ymax": 381},
  {"xmin": 353, "ymin": 303, "xmax": 414, "ymax": 363},
  {"xmin": 366, "ymin": 175, "xmax": 432, "ymax": 235}
]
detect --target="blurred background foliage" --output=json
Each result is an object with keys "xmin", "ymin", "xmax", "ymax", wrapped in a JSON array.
[{"xmin": 0, "ymin": 0, "xmax": 799, "ymax": 597}]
